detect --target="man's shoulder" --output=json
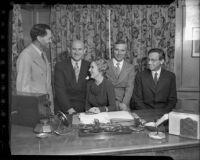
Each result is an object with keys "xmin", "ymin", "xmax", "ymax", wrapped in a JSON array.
[
  {"xmin": 55, "ymin": 59, "xmax": 70, "ymax": 67},
  {"xmin": 136, "ymin": 69, "xmax": 150, "ymax": 76},
  {"xmin": 82, "ymin": 59, "xmax": 90, "ymax": 66},
  {"xmin": 18, "ymin": 44, "xmax": 34, "ymax": 59},
  {"xmin": 124, "ymin": 61, "xmax": 134, "ymax": 69},
  {"xmin": 20, "ymin": 43, "xmax": 32, "ymax": 52},
  {"xmin": 162, "ymin": 68, "xmax": 176, "ymax": 77}
]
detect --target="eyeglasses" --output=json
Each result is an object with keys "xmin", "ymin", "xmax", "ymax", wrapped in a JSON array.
[{"xmin": 147, "ymin": 58, "xmax": 160, "ymax": 63}]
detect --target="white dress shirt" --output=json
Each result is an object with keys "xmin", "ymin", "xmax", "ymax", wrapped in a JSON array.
[
  {"xmin": 112, "ymin": 58, "xmax": 124, "ymax": 71},
  {"xmin": 152, "ymin": 67, "xmax": 161, "ymax": 80},
  {"xmin": 71, "ymin": 59, "xmax": 81, "ymax": 69}
]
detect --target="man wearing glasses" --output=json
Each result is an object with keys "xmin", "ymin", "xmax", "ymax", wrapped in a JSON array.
[{"xmin": 132, "ymin": 48, "xmax": 177, "ymax": 113}]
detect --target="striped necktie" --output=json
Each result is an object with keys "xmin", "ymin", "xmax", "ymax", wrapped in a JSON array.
[
  {"xmin": 154, "ymin": 72, "xmax": 158, "ymax": 85},
  {"xmin": 116, "ymin": 62, "xmax": 120, "ymax": 77},
  {"xmin": 74, "ymin": 62, "xmax": 79, "ymax": 82}
]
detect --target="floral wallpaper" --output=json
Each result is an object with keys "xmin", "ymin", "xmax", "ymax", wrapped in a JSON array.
[
  {"xmin": 110, "ymin": 4, "xmax": 176, "ymax": 72},
  {"xmin": 11, "ymin": 4, "xmax": 25, "ymax": 92},
  {"xmin": 50, "ymin": 5, "xmax": 109, "ymax": 67},
  {"xmin": 50, "ymin": 3, "xmax": 176, "ymax": 72},
  {"xmin": 11, "ymin": 3, "xmax": 176, "ymax": 91}
]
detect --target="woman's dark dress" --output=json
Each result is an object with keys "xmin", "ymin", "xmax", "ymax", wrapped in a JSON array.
[{"xmin": 85, "ymin": 78, "xmax": 117, "ymax": 112}]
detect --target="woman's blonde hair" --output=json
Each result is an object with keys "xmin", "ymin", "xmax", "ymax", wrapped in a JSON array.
[{"xmin": 93, "ymin": 57, "xmax": 108, "ymax": 74}]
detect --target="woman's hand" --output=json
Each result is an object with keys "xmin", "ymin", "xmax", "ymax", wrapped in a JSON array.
[
  {"xmin": 119, "ymin": 103, "xmax": 129, "ymax": 111},
  {"xmin": 88, "ymin": 107, "xmax": 100, "ymax": 114}
]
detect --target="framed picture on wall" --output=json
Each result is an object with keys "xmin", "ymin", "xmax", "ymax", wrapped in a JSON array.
[{"xmin": 192, "ymin": 27, "xmax": 200, "ymax": 57}]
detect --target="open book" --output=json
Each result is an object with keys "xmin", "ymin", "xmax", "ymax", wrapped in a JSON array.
[{"xmin": 79, "ymin": 111, "xmax": 134, "ymax": 124}]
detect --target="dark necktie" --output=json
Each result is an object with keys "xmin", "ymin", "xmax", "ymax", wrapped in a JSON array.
[
  {"xmin": 154, "ymin": 72, "xmax": 158, "ymax": 85},
  {"xmin": 74, "ymin": 62, "xmax": 79, "ymax": 82},
  {"xmin": 116, "ymin": 63, "xmax": 120, "ymax": 77},
  {"xmin": 41, "ymin": 52, "xmax": 46, "ymax": 63}
]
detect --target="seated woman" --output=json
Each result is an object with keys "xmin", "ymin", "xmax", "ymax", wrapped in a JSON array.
[{"xmin": 85, "ymin": 58, "xmax": 117, "ymax": 113}]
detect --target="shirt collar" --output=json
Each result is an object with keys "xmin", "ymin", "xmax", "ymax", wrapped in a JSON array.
[
  {"xmin": 112, "ymin": 58, "xmax": 124, "ymax": 69},
  {"xmin": 71, "ymin": 59, "xmax": 81, "ymax": 68},
  {"xmin": 32, "ymin": 44, "xmax": 42, "ymax": 56},
  {"xmin": 152, "ymin": 67, "xmax": 161, "ymax": 78}
]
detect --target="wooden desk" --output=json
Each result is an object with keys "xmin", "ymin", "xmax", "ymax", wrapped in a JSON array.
[{"xmin": 11, "ymin": 109, "xmax": 200, "ymax": 159}]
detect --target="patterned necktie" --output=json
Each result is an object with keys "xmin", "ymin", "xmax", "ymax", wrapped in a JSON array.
[
  {"xmin": 74, "ymin": 62, "xmax": 79, "ymax": 82},
  {"xmin": 116, "ymin": 62, "xmax": 121, "ymax": 77},
  {"xmin": 154, "ymin": 72, "xmax": 158, "ymax": 85}
]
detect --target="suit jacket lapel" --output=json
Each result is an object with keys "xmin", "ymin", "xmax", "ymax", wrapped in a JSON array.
[
  {"xmin": 118, "ymin": 61, "xmax": 128, "ymax": 82},
  {"xmin": 42, "ymin": 52, "xmax": 51, "ymax": 84},
  {"xmin": 68, "ymin": 59, "xmax": 77, "ymax": 83},
  {"xmin": 78, "ymin": 60, "xmax": 86, "ymax": 83},
  {"xmin": 108, "ymin": 60, "xmax": 119, "ymax": 79},
  {"xmin": 145, "ymin": 70, "xmax": 156, "ymax": 92},
  {"xmin": 156, "ymin": 68, "xmax": 165, "ymax": 92},
  {"xmin": 31, "ymin": 46, "xmax": 47, "ymax": 71},
  {"xmin": 67, "ymin": 59, "xmax": 86, "ymax": 84}
]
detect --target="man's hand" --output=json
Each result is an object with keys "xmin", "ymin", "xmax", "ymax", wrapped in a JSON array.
[
  {"xmin": 88, "ymin": 107, "xmax": 100, "ymax": 114},
  {"xmin": 68, "ymin": 108, "xmax": 76, "ymax": 115},
  {"xmin": 119, "ymin": 103, "xmax": 129, "ymax": 111}
]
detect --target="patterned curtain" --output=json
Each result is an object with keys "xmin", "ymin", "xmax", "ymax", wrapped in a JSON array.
[
  {"xmin": 110, "ymin": 3, "xmax": 176, "ymax": 72},
  {"xmin": 12, "ymin": 4, "xmax": 25, "ymax": 92},
  {"xmin": 50, "ymin": 5, "xmax": 109, "ymax": 71},
  {"xmin": 49, "ymin": 3, "xmax": 176, "ymax": 72}
]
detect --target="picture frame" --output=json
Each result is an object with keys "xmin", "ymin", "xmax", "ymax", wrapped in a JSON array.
[{"xmin": 192, "ymin": 27, "xmax": 200, "ymax": 57}]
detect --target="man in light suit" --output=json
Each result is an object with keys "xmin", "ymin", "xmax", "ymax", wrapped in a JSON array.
[
  {"xmin": 16, "ymin": 24, "xmax": 54, "ymax": 114},
  {"xmin": 106, "ymin": 40, "xmax": 135, "ymax": 111},
  {"xmin": 54, "ymin": 40, "xmax": 90, "ymax": 115},
  {"xmin": 132, "ymin": 48, "xmax": 177, "ymax": 113}
]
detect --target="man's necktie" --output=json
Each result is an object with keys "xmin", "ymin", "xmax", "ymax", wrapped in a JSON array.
[
  {"xmin": 74, "ymin": 62, "xmax": 79, "ymax": 82},
  {"xmin": 154, "ymin": 72, "xmax": 158, "ymax": 85},
  {"xmin": 41, "ymin": 52, "xmax": 46, "ymax": 63},
  {"xmin": 116, "ymin": 63, "xmax": 120, "ymax": 77}
]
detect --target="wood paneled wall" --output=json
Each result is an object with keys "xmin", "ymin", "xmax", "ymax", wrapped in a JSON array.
[
  {"xmin": 174, "ymin": 0, "xmax": 200, "ymax": 112},
  {"xmin": 21, "ymin": 6, "xmax": 50, "ymax": 59}
]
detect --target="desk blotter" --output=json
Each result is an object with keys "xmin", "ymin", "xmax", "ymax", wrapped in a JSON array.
[{"xmin": 78, "ymin": 123, "xmax": 144, "ymax": 137}]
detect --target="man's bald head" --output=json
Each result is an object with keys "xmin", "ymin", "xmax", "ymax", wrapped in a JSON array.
[{"xmin": 71, "ymin": 40, "xmax": 86, "ymax": 61}]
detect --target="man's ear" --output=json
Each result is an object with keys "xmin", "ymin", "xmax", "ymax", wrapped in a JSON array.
[
  {"xmin": 160, "ymin": 59, "xmax": 164, "ymax": 65},
  {"xmin": 37, "ymin": 36, "xmax": 42, "ymax": 42}
]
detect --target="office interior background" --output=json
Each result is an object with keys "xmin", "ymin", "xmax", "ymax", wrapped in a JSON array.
[{"xmin": 10, "ymin": 0, "xmax": 199, "ymax": 112}]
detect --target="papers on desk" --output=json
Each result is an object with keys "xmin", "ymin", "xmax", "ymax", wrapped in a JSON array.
[
  {"xmin": 79, "ymin": 112, "xmax": 110, "ymax": 124},
  {"xmin": 79, "ymin": 111, "xmax": 134, "ymax": 124}
]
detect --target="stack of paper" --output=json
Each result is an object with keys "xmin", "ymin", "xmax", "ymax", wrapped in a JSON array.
[
  {"xmin": 79, "ymin": 111, "xmax": 134, "ymax": 124},
  {"xmin": 108, "ymin": 111, "xmax": 134, "ymax": 122}
]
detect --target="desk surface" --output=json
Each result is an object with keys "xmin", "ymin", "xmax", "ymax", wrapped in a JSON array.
[{"xmin": 11, "ymin": 109, "xmax": 200, "ymax": 156}]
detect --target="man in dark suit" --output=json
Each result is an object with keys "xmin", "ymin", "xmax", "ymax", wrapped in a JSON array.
[
  {"xmin": 54, "ymin": 40, "xmax": 90, "ymax": 114},
  {"xmin": 133, "ymin": 48, "xmax": 177, "ymax": 113},
  {"xmin": 106, "ymin": 40, "xmax": 135, "ymax": 111}
]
